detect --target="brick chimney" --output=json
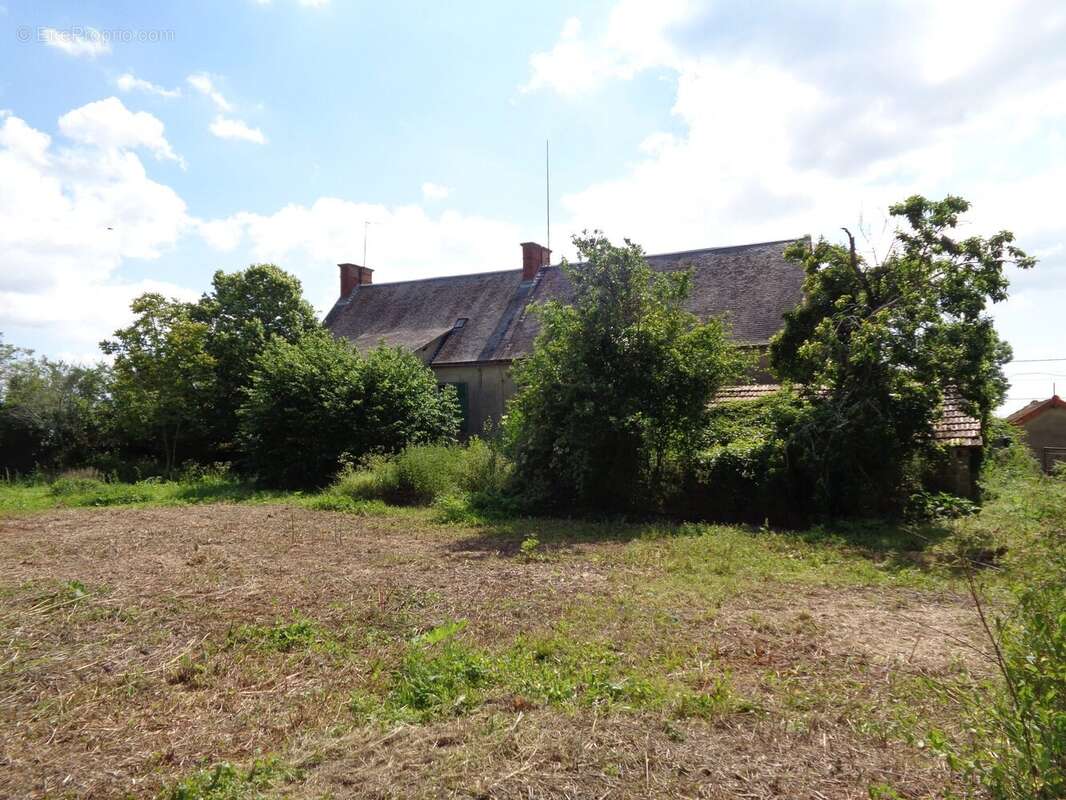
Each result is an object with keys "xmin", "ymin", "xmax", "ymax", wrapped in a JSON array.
[
  {"xmin": 521, "ymin": 242, "xmax": 551, "ymax": 281},
  {"xmin": 338, "ymin": 263, "xmax": 374, "ymax": 298}
]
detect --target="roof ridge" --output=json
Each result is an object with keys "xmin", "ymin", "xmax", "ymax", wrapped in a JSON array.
[
  {"xmin": 359, "ymin": 268, "xmax": 521, "ymax": 288},
  {"xmin": 638, "ymin": 237, "xmax": 806, "ymax": 260},
  {"xmin": 358, "ymin": 237, "xmax": 804, "ymax": 288}
]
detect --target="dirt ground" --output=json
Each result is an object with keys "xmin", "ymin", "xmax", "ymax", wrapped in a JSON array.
[{"xmin": 0, "ymin": 505, "xmax": 987, "ymax": 799}]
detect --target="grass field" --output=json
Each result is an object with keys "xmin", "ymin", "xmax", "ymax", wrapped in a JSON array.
[{"xmin": 0, "ymin": 465, "xmax": 1060, "ymax": 798}]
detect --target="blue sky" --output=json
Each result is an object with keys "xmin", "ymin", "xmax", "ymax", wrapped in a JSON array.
[{"xmin": 2, "ymin": 0, "xmax": 1065, "ymax": 411}]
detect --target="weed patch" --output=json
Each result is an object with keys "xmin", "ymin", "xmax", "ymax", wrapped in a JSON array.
[
  {"xmin": 304, "ymin": 493, "xmax": 389, "ymax": 515},
  {"xmin": 161, "ymin": 757, "xmax": 301, "ymax": 800},
  {"xmin": 350, "ymin": 620, "xmax": 750, "ymax": 726},
  {"xmin": 227, "ymin": 615, "xmax": 333, "ymax": 653}
]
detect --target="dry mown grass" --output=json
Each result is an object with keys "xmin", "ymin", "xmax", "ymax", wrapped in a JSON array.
[{"xmin": 0, "ymin": 505, "xmax": 989, "ymax": 799}]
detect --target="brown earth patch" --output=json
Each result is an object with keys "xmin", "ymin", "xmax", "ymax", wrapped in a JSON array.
[{"xmin": 0, "ymin": 506, "xmax": 981, "ymax": 799}]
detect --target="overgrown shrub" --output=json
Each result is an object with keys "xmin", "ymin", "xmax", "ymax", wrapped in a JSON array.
[
  {"xmin": 505, "ymin": 233, "xmax": 746, "ymax": 513},
  {"xmin": 48, "ymin": 476, "xmax": 155, "ymax": 506},
  {"xmin": 681, "ymin": 390, "xmax": 802, "ymax": 522},
  {"xmin": 48, "ymin": 468, "xmax": 107, "ymax": 496},
  {"xmin": 685, "ymin": 387, "xmax": 988, "ymax": 523},
  {"xmin": 239, "ymin": 335, "xmax": 460, "ymax": 487},
  {"xmin": 329, "ymin": 439, "xmax": 511, "ymax": 507},
  {"xmin": 904, "ymin": 490, "xmax": 978, "ymax": 521},
  {"xmin": 770, "ymin": 196, "xmax": 1033, "ymax": 515}
]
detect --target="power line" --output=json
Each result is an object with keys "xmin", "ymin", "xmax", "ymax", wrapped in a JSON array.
[{"xmin": 1007, "ymin": 357, "xmax": 1066, "ymax": 363}]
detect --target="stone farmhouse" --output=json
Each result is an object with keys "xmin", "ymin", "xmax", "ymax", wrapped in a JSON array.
[{"xmin": 324, "ymin": 239, "xmax": 982, "ymax": 493}]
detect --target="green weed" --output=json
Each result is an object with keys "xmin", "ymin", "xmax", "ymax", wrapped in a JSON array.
[
  {"xmin": 227, "ymin": 615, "xmax": 332, "ymax": 653},
  {"xmin": 161, "ymin": 757, "xmax": 300, "ymax": 800}
]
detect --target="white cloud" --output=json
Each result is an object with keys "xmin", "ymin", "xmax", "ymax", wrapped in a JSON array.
[
  {"xmin": 545, "ymin": 2, "xmax": 1066, "ymax": 251},
  {"xmin": 116, "ymin": 72, "xmax": 181, "ymax": 99},
  {"xmin": 198, "ymin": 199, "xmax": 522, "ymax": 314},
  {"xmin": 535, "ymin": 0, "xmax": 1066, "ymax": 411},
  {"xmin": 209, "ymin": 116, "xmax": 266, "ymax": 144},
  {"xmin": 0, "ymin": 112, "xmax": 51, "ymax": 165},
  {"xmin": 521, "ymin": 2, "xmax": 692, "ymax": 96},
  {"xmin": 186, "ymin": 72, "xmax": 233, "ymax": 112},
  {"xmin": 0, "ymin": 108, "xmax": 192, "ymax": 352},
  {"xmin": 421, "ymin": 182, "xmax": 450, "ymax": 201},
  {"xmin": 58, "ymin": 97, "xmax": 183, "ymax": 165},
  {"xmin": 40, "ymin": 27, "xmax": 111, "ymax": 58}
]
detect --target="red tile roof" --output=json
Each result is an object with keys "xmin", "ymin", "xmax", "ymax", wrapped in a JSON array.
[{"xmin": 1006, "ymin": 395, "xmax": 1065, "ymax": 426}]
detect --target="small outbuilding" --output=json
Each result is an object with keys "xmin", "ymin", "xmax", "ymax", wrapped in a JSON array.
[{"xmin": 1006, "ymin": 394, "xmax": 1066, "ymax": 472}]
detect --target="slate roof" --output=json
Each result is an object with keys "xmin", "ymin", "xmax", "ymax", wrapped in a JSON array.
[
  {"xmin": 325, "ymin": 238, "xmax": 807, "ymax": 365},
  {"xmin": 714, "ymin": 384, "xmax": 983, "ymax": 447}
]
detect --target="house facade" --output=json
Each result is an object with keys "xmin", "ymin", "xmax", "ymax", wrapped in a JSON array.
[{"xmin": 323, "ymin": 239, "xmax": 806, "ymax": 434}]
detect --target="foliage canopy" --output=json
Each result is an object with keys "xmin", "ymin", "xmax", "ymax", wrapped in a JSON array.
[
  {"xmin": 769, "ymin": 195, "xmax": 1033, "ymax": 513},
  {"xmin": 505, "ymin": 233, "xmax": 746, "ymax": 510},
  {"xmin": 239, "ymin": 332, "xmax": 461, "ymax": 487}
]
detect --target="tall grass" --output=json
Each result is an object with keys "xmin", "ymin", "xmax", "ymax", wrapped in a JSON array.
[
  {"xmin": 928, "ymin": 428, "xmax": 1066, "ymax": 798},
  {"xmin": 327, "ymin": 439, "xmax": 511, "ymax": 508}
]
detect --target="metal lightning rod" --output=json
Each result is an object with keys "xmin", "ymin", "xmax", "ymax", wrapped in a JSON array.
[{"xmin": 546, "ymin": 139, "xmax": 550, "ymax": 257}]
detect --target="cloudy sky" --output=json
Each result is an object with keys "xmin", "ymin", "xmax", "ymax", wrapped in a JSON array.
[{"xmin": 2, "ymin": 0, "xmax": 1064, "ymax": 411}]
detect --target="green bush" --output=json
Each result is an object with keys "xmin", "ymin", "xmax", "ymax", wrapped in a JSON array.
[
  {"xmin": 389, "ymin": 444, "xmax": 470, "ymax": 504},
  {"xmin": 904, "ymin": 490, "xmax": 979, "ymax": 521},
  {"xmin": 49, "ymin": 475, "xmax": 108, "ymax": 497},
  {"xmin": 329, "ymin": 439, "xmax": 511, "ymax": 507},
  {"xmin": 505, "ymin": 233, "xmax": 745, "ymax": 512},
  {"xmin": 770, "ymin": 196, "xmax": 1032, "ymax": 516},
  {"xmin": 681, "ymin": 390, "xmax": 803, "ymax": 523},
  {"xmin": 239, "ymin": 334, "xmax": 460, "ymax": 487},
  {"xmin": 48, "ymin": 474, "xmax": 157, "ymax": 506}
]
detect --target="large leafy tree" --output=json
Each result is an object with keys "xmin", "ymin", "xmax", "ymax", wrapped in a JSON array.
[
  {"xmin": 0, "ymin": 334, "xmax": 111, "ymax": 473},
  {"xmin": 506, "ymin": 233, "xmax": 746, "ymax": 511},
  {"xmin": 192, "ymin": 264, "xmax": 319, "ymax": 453},
  {"xmin": 102, "ymin": 294, "xmax": 216, "ymax": 472},
  {"xmin": 102, "ymin": 264, "xmax": 319, "ymax": 468},
  {"xmin": 770, "ymin": 195, "xmax": 1034, "ymax": 512},
  {"xmin": 239, "ymin": 333, "xmax": 461, "ymax": 487}
]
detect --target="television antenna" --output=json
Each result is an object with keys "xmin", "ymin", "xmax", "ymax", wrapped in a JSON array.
[{"xmin": 545, "ymin": 139, "xmax": 551, "ymax": 255}]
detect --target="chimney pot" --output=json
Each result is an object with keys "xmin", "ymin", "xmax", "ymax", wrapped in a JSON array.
[
  {"xmin": 520, "ymin": 242, "xmax": 551, "ymax": 281},
  {"xmin": 338, "ymin": 263, "xmax": 374, "ymax": 298}
]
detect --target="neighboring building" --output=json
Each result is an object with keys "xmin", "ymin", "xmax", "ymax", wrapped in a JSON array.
[
  {"xmin": 325, "ymin": 239, "xmax": 806, "ymax": 434},
  {"xmin": 323, "ymin": 238, "xmax": 982, "ymax": 494},
  {"xmin": 1007, "ymin": 395, "xmax": 1066, "ymax": 472}
]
